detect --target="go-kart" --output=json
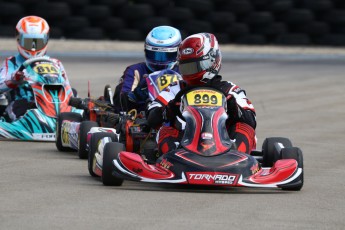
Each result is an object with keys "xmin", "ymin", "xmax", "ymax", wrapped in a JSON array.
[
  {"xmin": 91, "ymin": 87, "xmax": 304, "ymax": 190},
  {"xmin": 0, "ymin": 56, "xmax": 81, "ymax": 141},
  {"xmin": 87, "ymin": 70, "xmax": 182, "ymax": 175},
  {"xmin": 55, "ymin": 87, "xmax": 117, "ymax": 159},
  {"xmin": 55, "ymin": 69, "xmax": 181, "ymax": 160}
]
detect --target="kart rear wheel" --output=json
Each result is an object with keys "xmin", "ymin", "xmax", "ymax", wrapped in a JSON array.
[
  {"xmin": 262, "ymin": 137, "xmax": 292, "ymax": 167},
  {"xmin": 56, "ymin": 112, "xmax": 82, "ymax": 152},
  {"xmin": 88, "ymin": 132, "xmax": 118, "ymax": 177},
  {"xmin": 78, "ymin": 121, "xmax": 98, "ymax": 159},
  {"xmin": 280, "ymin": 147, "xmax": 304, "ymax": 191},
  {"xmin": 102, "ymin": 142, "xmax": 125, "ymax": 186}
]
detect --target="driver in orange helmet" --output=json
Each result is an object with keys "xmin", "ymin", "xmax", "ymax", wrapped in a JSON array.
[{"xmin": 0, "ymin": 16, "xmax": 69, "ymax": 120}]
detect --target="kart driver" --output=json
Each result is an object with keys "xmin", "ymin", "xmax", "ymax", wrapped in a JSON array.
[
  {"xmin": 112, "ymin": 25, "xmax": 182, "ymax": 113},
  {"xmin": 0, "ymin": 15, "xmax": 69, "ymax": 121},
  {"xmin": 147, "ymin": 33, "xmax": 257, "ymax": 156}
]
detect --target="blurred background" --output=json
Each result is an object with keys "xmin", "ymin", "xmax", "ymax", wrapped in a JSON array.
[{"xmin": 1, "ymin": 0, "xmax": 345, "ymax": 46}]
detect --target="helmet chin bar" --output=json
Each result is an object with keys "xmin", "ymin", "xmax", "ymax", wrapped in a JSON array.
[{"xmin": 19, "ymin": 47, "xmax": 46, "ymax": 59}]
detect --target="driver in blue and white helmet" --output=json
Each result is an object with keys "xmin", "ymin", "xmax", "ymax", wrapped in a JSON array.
[{"xmin": 112, "ymin": 26, "xmax": 182, "ymax": 113}]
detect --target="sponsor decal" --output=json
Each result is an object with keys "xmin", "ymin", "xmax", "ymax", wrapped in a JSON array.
[
  {"xmin": 132, "ymin": 168, "xmax": 143, "ymax": 174},
  {"xmin": 250, "ymin": 163, "xmax": 260, "ymax": 174},
  {"xmin": 186, "ymin": 172, "xmax": 238, "ymax": 185},
  {"xmin": 61, "ymin": 121, "xmax": 80, "ymax": 145},
  {"xmin": 61, "ymin": 122, "xmax": 70, "ymax": 145},
  {"xmin": 32, "ymin": 133, "xmax": 55, "ymax": 140},
  {"xmin": 89, "ymin": 127, "xmax": 116, "ymax": 134},
  {"xmin": 159, "ymin": 158, "xmax": 174, "ymax": 169},
  {"xmin": 201, "ymin": 132, "xmax": 213, "ymax": 140},
  {"xmin": 182, "ymin": 48, "xmax": 194, "ymax": 55}
]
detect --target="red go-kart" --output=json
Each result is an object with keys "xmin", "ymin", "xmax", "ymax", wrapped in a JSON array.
[{"xmin": 96, "ymin": 87, "xmax": 304, "ymax": 190}]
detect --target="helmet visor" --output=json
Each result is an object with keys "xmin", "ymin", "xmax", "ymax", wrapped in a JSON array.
[
  {"xmin": 18, "ymin": 34, "xmax": 48, "ymax": 51},
  {"xmin": 179, "ymin": 58, "xmax": 212, "ymax": 75},
  {"xmin": 145, "ymin": 45, "xmax": 178, "ymax": 63}
]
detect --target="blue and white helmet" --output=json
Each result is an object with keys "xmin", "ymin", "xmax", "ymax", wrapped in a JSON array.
[{"xmin": 145, "ymin": 26, "xmax": 182, "ymax": 72}]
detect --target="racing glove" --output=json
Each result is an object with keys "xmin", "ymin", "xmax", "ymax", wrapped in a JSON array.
[
  {"xmin": 128, "ymin": 86, "xmax": 149, "ymax": 103},
  {"xmin": 11, "ymin": 70, "xmax": 25, "ymax": 85},
  {"xmin": 128, "ymin": 76, "xmax": 149, "ymax": 103},
  {"xmin": 226, "ymin": 95, "xmax": 239, "ymax": 120}
]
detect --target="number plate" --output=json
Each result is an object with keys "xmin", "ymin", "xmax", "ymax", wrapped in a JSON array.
[
  {"xmin": 185, "ymin": 89, "xmax": 223, "ymax": 106},
  {"xmin": 157, "ymin": 74, "xmax": 179, "ymax": 92},
  {"xmin": 33, "ymin": 63, "xmax": 59, "ymax": 75}
]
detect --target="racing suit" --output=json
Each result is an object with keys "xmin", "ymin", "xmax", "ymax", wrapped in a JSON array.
[
  {"xmin": 147, "ymin": 75, "xmax": 257, "ymax": 155},
  {"xmin": 113, "ymin": 62, "xmax": 179, "ymax": 113},
  {"xmin": 0, "ymin": 54, "xmax": 68, "ymax": 120}
]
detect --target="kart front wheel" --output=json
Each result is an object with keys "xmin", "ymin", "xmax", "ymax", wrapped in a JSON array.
[
  {"xmin": 88, "ymin": 132, "xmax": 117, "ymax": 177},
  {"xmin": 102, "ymin": 142, "xmax": 125, "ymax": 186},
  {"xmin": 56, "ymin": 112, "xmax": 82, "ymax": 152},
  {"xmin": 280, "ymin": 147, "xmax": 304, "ymax": 191},
  {"xmin": 78, "ymin": 121, "xmax": 98, "ymax": 159},
  {"xmin": 262, "ymin": 137, "xmax": 293, "ymax": 167}
]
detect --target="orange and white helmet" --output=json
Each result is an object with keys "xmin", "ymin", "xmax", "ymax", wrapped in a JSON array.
[{"xmin": 16, "ymin": 16, "xmax": 50, "ymax": 59}]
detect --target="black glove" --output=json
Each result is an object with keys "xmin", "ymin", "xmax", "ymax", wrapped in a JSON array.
[{"xmin": 227, "ymin": 95, "xmax": 239, "ymax": 119}]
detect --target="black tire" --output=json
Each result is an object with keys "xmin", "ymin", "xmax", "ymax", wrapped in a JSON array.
[
  {"xmin": 102, "ymin": 17, "xmax": 126, "ymax": 32},
  {"xmin": 56, "ymin": 112, "xmax": 82, "ymax": 152},
  {"xmin": 315, "ymin": 34, "xmax": 345, "ymax": 46},
  {"xmin": 116, "ymin": 29, "xmax": 143, "ymax": 41},
  {"xmin": 322, "ymin": 10, "xmax": 345, "ymax": 24},
  {"xmin": 175, "ymin": 0, "xmax": 214, "ymax": 13},
  {"xmin": 244, "ymin": 12, "xmax": 274, "ymax": 26},
  {"xmin": 62, "ymin": 16, "xmax": 90, "ymax": 33},
  {"xmin": 234, "ymin": 34, "xmax": 266, "ymax": 45},
  {"xmin": 78, "ymin": 121, "xmax": 98, "ymax": 159},
  {"xmin": 159, "ymin": 7, "xmax": 195, "ymax": 22},
  {"xmin": 120, "ymin": 4, "xmax": 154, "ymax": 21},
  {"xmin": 0, "ymin": 3, "xmax": 24, "ymax": 17},
  {"xmin": 268, "ymin": 0, "xmax": 293, "ymax": 13},
  {"xmin": 262, "ymin": 137, "xmax": 293, "ymax": 167},
  {"xmin": 102, "ymin": 142, "xmax": 125, "ymax": 186},
  {"xmin": 132, "ymin": 17, "xmax": 172, "ymax": 34},
  {"xmin": 224, "ymin": 0, "xmax": 253, "ymax": 15},
  {"xmin": 274, "ymin": 34, "xmax": 311, "ymax": 46},
  {"xmin": 279, "ymin": 9, "xmax": 314, "ymax": 24},
  {"xmin": 81, "ymin": 5, "xmax": 111, "ymax": 21},
  {"xmin": 96, "ymin": 0, "xmax": 127, "ymax": 8},
  {"xmin": 0, "ymin": 25, "xmax": 15, "ymax": 37},
  {"xmin": 251, "ymin": 22, "xmax": 288, "ymax": 36},
  {"xmin": 50, "ymin": 28, "xmax": 63, "ymax": 39},
  {"xmin": 32, "ymin": 2, "xmax": 71, "ymax": 19},
  {"xmin": 88, "ymin": 132, "xmax": 117, "ymax": 177},
  {"xmin": 226, "ymin": 23, "xmax": 250, "ymax": 37},
  {"xmin": 67, "ymin": 27, "xmax": 105, "ymax": 40},
  {"xmin": 180, "ymin": 20, "xmax": 213, "ymax": 35},
  {"xmin": 280, "ymin": 147, "xmax": 304, "ymax": 191},
  {"xmin": 207, "ymin": 12, "xmax": 236, "ymax": 30},
  {"xmin": 294, "ymin": 21, "xmax": 330, "ymax": 36},
  {"xmin": 214, "ymin": 32, "xmax": 230, "ymax": 44},
  {"xmin": 133, "ymin": 0, "xmax": 170, "ymax": 9},
  {"xmin": 298, "ymin": 0, "xmax": 333, "ymax": 11}
]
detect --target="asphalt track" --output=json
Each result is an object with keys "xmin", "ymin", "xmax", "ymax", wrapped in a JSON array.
[{"xmin": 1, "ymin": 56, "xmax": 345, "ymax": 230}]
